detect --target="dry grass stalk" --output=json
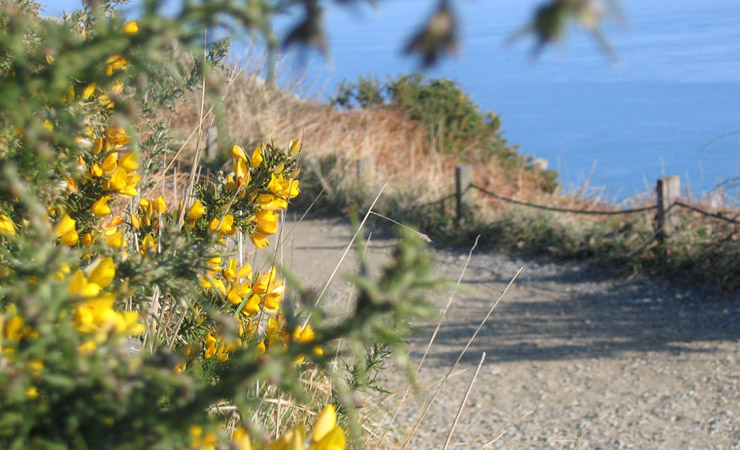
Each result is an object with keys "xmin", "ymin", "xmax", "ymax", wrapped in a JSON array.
[
  {"xmin": 376, "ymin": 235, "xmax": 479, "ymax": 444},
  {"xmin": 303, "ymin": 183, "xmax": 387, "ymax": 327},
  {"xmin": 400, "ymin": 266, "xmax": 524, "ymax": 450},
  {"xmin": 443, "ymin": 352, "xmax": 487, "ymax": 450}
]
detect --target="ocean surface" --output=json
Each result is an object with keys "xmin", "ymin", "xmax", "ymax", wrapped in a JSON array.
[{"xmin": 43, "ymin": 0, "xmax": 740, "ymax": 201}]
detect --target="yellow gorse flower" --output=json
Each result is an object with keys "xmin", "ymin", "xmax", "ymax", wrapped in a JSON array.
[
  {"xmin": 104, "ymin": 126, "xmax": 130, "ymax": 149},
  {"xmin": 54, "ymin": 214, "xmax": 79, "ymax": 246},
  {"xmin": 222, "ymin": 259, "xmax": 252, "ymax": 282},
  {"xmin": 1, "ymin": 304, "xmax": 37, "ymax": 356},
  {"xmin": 174, "ymin": 360, "xmax": 187, "ymax": 374},
  {"xmin": 268, "ymin": 427, "xmax": 305, "ymax": 450},
  {"xmin": 91, "ymin": 195, "xmax": 112, "ymax": 217},
  {"xmin": 118, "ymin": 152, "xmax": 138, "ymax": 171},
  {"xmin": 152, "ymin": 195, "xmax": 167, "ymax": 213},
  {"xmin": 256, "ymin": 194, "xmax": 288, "ymax": 211},
  {"xmin": 90, "ymin": 163, "xmax": 103, "ymax": 177},
  {"xmin": 66, "ymin": 177, "xmax": 78, "ymax": 193},
  {"xmin": 310, "ymin": 405, "xmax": 346, "ymax": 450},
  {"xmin": 292, "ymin": 324, "xmax": 323, "ymax": 364},
  {"xmin": 104, "ymin": 166, "xmax": 140, "ymax": 197},
  {"xmin": 105, "ymin": 55, "xmax": 129, "ymax": 76},
  {"xmin": 0, "ymin": 214, "xmax": 16, "ymax": 236},
  {"xmin": 82, "ymin": 83, "xmax": 96, "ymax": 99},
  {"xmin": 73, "ymin": 294, "xmax": 142, "ymax": 334},
  {"xmin": 252, "ymin": 269, "xmax": 285, "ymax": 314},
  {"xmin": 101, "ymin": 152, "xmax": 118, "ymax": 174},
  {"xmin": 141, "ymin": 234, "xmax": 158, "ymax": 254},
  {"xmin": 187, "ymin": 200, "xmax": 205, "ymax": 220},
  {"xmin": 249, "ymin": 209, "xmax": 279, "ymax": 249},
  {"xmin": 222, "ymin": 260, "xmax": 253, "ymax": 305},
  {"xmin": 99, "ymin": 94, "xmax": 115, "ymax": 109},
  {"xmin": 250, "ymin": 146, "xmax": 263, "ymax": 167},
  {"xmin": 231, "ymin": 145, "xmax": 253, "ymax": 188},
  {"xmin": 209, "ymin": 215, "xmax": 237, "ymax": 236},
  {"xmin": 122, "ymin": 21, "xmax": 139, "ymax": 35},
  {"xmin": 289, "ymin": 139, "xmax": 301, "ymax": 156},
  {"xmin": 267, "ymin": 405, "xmax": 346, "ymax": 450},
  {"xmin": 67, "ymin": 257, "xmax": 116, "ymax": 298},
  {"xmin": 25, "ymin": 386, "xmax": 39, "ymax": 399},
  {"xmin": 204, "ymin": 331, "xmax": 236, "ymax": 361},
  {"xmin": 104, "ymin": 229, "xmax": 123, "ymax": 249},
  {"xmin": 232, "ymin": 144, "xmax": 248, "ymax": 161},
  {"xmin": 81, "ymin": 232, "xmax": 95, "ymax": 246},
  {"xmin": 70, "ymin": 257, "xmax": 144, "ymax": 345},
  {"xmin": 268, "ymin": 174, "xmax": 300, "ymax": 199},
  {"xmin": 232, "ymin": 428, "xmax": 252, "ymax": 450}
]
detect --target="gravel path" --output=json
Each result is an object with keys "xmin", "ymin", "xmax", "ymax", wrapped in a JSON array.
[{"xmin": 274, "ymin": 217, "xmax": 740, "ymax": 449}]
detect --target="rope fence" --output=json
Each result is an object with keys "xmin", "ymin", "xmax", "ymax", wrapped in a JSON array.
[
  {"xmin": 470, "ymin": 184, "xmax": 658, "ymax": 216},
  {"xmin": 414, "ymin": 193, "xmax": 456, "ymax": 211},
  {"xmin": 445, "ymin": 163, "xmax": 739, "ymax": 245},
  {"xmin": 349, "ymin": 158, "xmax": 738, "ymax": 245},
  {"xmin": 673, "ymin": 201, "xmax": 740, "ymax": 226}
]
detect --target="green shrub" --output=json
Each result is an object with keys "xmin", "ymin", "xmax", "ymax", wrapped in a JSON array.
[{"xmin": 331, "ymin": 73, "xmax": 558, "ymax": 192}]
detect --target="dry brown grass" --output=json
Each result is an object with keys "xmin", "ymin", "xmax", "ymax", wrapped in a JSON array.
[{"xmin": 159, "ymin": 52, "xmax": 555, "ymax": 209}]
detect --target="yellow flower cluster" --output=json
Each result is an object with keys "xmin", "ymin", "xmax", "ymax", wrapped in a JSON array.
[
  {"xmin": 44, "ymin": 125, "xmax": 140, "ymax": 249},
  {"xmin": 130, "ymin": 195, "xmax": 168, "ymax": 253},
  {"xmin": 267, "ymin": 404, "xmax": 346, "ymax": 450},
  {"xmin": 183, "ymin": 424, "xmax": 218, "ymax": 450},
  {"xmin": 198, "ymin": 261, "xmax": 283, "ymax": 361},
  {"xmin": 67, "ymin": 257, "xmax": 144, "ymax": 351},
  {"xmin": 228, "ymin": 141, "xmax": 301, "ymax": 249},
  {"xmin": 0, "ymin": 305, "xmax": 41, "ymax": 399},
  {"xmin": 93, "ymin": 128, "xmax": 140, "ymax": 198},
  {"xmin": 183, "ymin": 405, "xmax": 345, "ymax": 450},
  {"xmin": 195, "ymin": 258, "xmax": 323, "ymax": 364}
]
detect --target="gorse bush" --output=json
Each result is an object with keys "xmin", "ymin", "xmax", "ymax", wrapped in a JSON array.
[
  {"xmin": 333, "ymin": 74, "xmax": 503, "ymax": 150},
  {"xmin": 332, "ymin": 73, "xmax": 559, "ymax": 193},
  {"xmin": 0, "ymin": 1, "xmax": 442, "ymax": 448}
]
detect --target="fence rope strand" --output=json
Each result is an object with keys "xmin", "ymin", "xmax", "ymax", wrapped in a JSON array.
[
  {"xmin": 673, "ymin": 201, "xmax": 740, "ymax": 225},
  {"xmin": 470, "ymin": 184, "xmax": 657, "ymax": 216},
  {"xmin": 415, "ymin": 192, "xmax": 456, "ymax": 210}
]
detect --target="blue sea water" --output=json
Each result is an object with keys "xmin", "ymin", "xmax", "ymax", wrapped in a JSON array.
[{"xmin": 41, "ymin": 0, "xmax": 740, "ymax": 200}]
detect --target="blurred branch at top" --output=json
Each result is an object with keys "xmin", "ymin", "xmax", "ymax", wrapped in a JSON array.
[
  {"xmin": 508, "ymin": 0, "xmax": 624, "ymax": 61},
  {"xmin": 272, "ymin": 0, "xmax": 623, "ymax": 68}
]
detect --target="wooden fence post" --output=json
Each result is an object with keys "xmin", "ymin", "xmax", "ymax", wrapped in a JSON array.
[
  {"xmin": 205, "ymin": 126, "xmax": 219, "ymax": 163},
  {"xmin": 356, "ymin": 157, "xmax": 371, "ymax": 185},
  {"xmin": 455, "ymin": 164, "xmax": 474, "ymax": 223},
  {"xmin": 656, "ymin": 175, "xmax": 680, "ymax": 243}
]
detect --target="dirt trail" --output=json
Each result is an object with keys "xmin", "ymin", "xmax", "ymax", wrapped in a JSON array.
[{"xmin": 272, "ymin": 217, "xmax": 740, "ymax": 449}]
